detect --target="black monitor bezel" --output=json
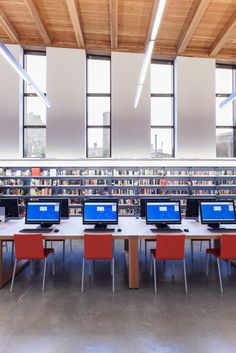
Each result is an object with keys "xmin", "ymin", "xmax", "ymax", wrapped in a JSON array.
[
  {"xmin": 25, "ymin": 200, "xmax": 61, "ymax": 225},
  {"xmin": 40, "ymin": 198, "xmax": 69, "ymax": 218},
  {"xmin": 185, "ymin": 197, "xmax": 216, "ymax": 218},
  {"xmin": 140, "ymin": 197, "xmax": 170, "ymax": 218},
  {"xmin": 199, "ymin": 200, "xmax": 236, "ymax": 225},
  {"xmin": 0, "ymin": 198, "xmax": 19, "ymax": 218},
  {"xmin": 145, "ymin": 200, "xmax": 181, "ymax": 225},
  {"xmin": 82, "ymin": 199, "xmax": 119, "ymax": 225}
]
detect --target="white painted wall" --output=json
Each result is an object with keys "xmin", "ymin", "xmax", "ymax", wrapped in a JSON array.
[
  {"xmin": 112, "ymin": 52, "xmax": 150, "ymax": 158},
  {"xmin": 0, "ymin": 45, "xmax": 23, "ymax": 158},
  {"xmin": 46, "ymin": 47, "xmax": 86, "ymax": 158},
  {"xmin": 175, "ymin": 56, "xmax": 216, "ymax": 158}
]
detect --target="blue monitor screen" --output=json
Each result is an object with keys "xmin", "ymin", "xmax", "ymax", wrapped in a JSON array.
[
  {"xmin": 200, "ymin": 201, "xmax": 236, "ymax": 223},
  {"xmin": 26, "ymin": 202, "xmax": 60, "ymax": 223},
  {"xmin": 146, "ymin": 201, "xmax": 181, "ymax": 223},
  {"xmin": 83, "ymin": 201, "xmax": 118, "ymax": 224}
]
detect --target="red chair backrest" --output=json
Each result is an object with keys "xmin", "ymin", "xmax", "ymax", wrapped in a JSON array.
[
  {"xmin": 14, "ymin": 233, "xmax": 44, "ymax": 260},
  {"xmin": 220, "ymin": 234, "xmax": 236, "ymax": 259},
  {"xmin": 84, "ymin": 233, "xmax": 113, "ymax": 260},
  {"xmin": 155, "ymin": 234, "xmax": 185, "ymax": 260}
]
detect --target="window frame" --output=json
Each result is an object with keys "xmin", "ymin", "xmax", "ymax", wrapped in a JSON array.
[
  {"xmin": 86, "ymin": 54, "xmax": 111, "ymax": 158},
  {"xmin": 23, "ymin": 50, "xmax": 46, "ymax": 158},
  {"xmin": 216, "ymin": 63, "xmax": 236, "ymax": 157},
  {"xmin": 151, "ymin": 59, "xmax": 175, "ymax": 158}
]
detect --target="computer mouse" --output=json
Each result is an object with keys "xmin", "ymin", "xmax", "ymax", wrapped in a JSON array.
[
  {"xmin": 184, "ymin": 228, "xmax": 189, "ymax": 232},
  {"xmin": 54, "ymin": 228, "xmax": 59, "ymax": 233},
  {"xmin": 117, "ymin": 228, "xmax": 122, "ymax": 232}
]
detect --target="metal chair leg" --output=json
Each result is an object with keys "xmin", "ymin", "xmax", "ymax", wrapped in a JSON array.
[
  {"xmin": 81, "ymin": 257, "xmax": 85, "ymax": 292},
  {"xmin": 183, "ymin": 259, "xmax": 188, "ymax": 294},
  {"xmin": 171, "ymin": 261, "xmax": 175, "ymax": 278},
  {"xmin": 10, "ymin": 259, "xmax": 17, "ymax": 294},
  {"xmin": 42, "ymin": 258, "xmax": 47, "ymax": 292},
  {"xmin": 191, "ymin": 240, "xmax": 193, "ymax": 258},
  {"xmin": 112, "ymin": 258, "xmax": 115, "ymax": 293},
  {"xmin": 153, "ymin": 257, "xmax": 157, "ymax": 293},
  {"xmin": 227, "ymin": 260, "xmax": 231, "ymax": 276},
  {"xmin": 31, "ymin": 260, "xmax": 34, "ymax": 277},
  {"xmin": 139, "ymin": 239, "xmax": 142, "ymax": 252},
  {"xmin": 217, "ymin": 258, "xmax": 223, "ymax": 293},
  {"xmin": 88, "ymin": 260, "xmax": 92, "ymax": 277},
  {"xmin": 52, "ymin": 253, "xmax": 55, "ymax": 275}
]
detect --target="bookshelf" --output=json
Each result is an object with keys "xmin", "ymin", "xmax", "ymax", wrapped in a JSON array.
[{"xmin": 1, "ymin": 159, "xmax": 236, "ymax": 216}]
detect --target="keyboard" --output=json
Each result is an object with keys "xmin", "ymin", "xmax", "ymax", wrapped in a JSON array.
[
  {"xmin": 150, "ymin": 228, "xmax": 183, "ymax": 233},
  {"xmin": 208, "ymin": 228, "xmax": 236, "ymax": 233},
  {"xmin": 19, "ymin": 228, "xmax": 53, "ymax": 233},
  {"xmin": 84, "ymin": 228, "xmax": 115, "ymax": 233}
]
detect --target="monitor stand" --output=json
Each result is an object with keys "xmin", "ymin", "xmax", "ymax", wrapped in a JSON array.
[
  {"xmin": 38, "ymin": 222, "xmax": 53, "ymax": 230},
  {"xmin": 207, "ymin": 223, "xmax": 220, "ymax": 229},
  {"xmin": 84, "ymin": 224, "xmax": 115, "ymax": 233},
  {"xmin": 150, "ymin": 223, "xmax": 182, "ymax": 233},
  {"xmin": 155, "ymin": 223, "xmax": 170, "ymax": 229}
]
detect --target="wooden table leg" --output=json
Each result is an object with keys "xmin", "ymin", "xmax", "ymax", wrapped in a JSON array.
[{"xmin": 128, "ymin": 237, "xmax": 139, "ymax": 289}]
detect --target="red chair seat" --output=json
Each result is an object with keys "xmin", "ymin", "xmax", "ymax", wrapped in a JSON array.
[
  {"xmin": 206, "ymin": 248, "xmax": 220, "ymax": 257},
  {"xmin": 44, "ymin": 248, "xmax": 54, "ymax": 257}
]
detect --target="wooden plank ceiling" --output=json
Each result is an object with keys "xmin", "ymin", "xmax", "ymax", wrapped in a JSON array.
[{"xmin": 0, "ymin": 0, "xmax": 236, "ymax": 61}]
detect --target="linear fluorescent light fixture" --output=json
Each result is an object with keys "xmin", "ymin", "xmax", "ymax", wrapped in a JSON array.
[
  {"xmin": 0, "ymin": 41, "xmax": 51, "ymax": 108},
  {"xmin": 134, "ymin": 0, "xmax": 167, "ymax": 108},
  {"xmin": 219, "ymin": 92, "xmax": 236, "ymax": 109},
  {"xmin": 134, "ymin": 41, "xmax": 155, "ymax": 108},
  {"xmin": 151, "ymin": 0, "xmax": 167, "ymax": 40}
]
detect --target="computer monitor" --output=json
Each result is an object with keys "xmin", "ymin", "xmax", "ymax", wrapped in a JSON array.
[
  {"xmin": 185, "ymin": 197, "xmax": 215, "ymax": 219},
  {"xmin": 0, "ymin": 198, "xmax": 19, "ymax": 218},
  {"xmin": 146, "ymin": 200, "xmax": 181, "ymax": 229},
  {"xmin": 25, "ymin": 201, "xmax": 61, "ymax": 230},
  {"xmin": 83, "ymin": 199, "xmax": 118, "ymax": 231},
  {"xmin": 42, "ymin": 198, "xmax": 69, "ymax": 218},
  {"xmin": 200, "ymin": 200, "xmax": 236, "ymax": 228},
  {"xmin": 140, "ymin": 198, "xmax": 170, "ymax": 218}
]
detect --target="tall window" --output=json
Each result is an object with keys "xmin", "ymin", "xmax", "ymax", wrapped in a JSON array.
[
  {"xmin": 151, "ymin": 60, "xmax": 174, "ymax": 158},
  {"xmin": 216, "ymin": 64, "xmax": 236, "ymax": 157},
  {"xmin": 86, "ymin": 55, "xmax": 111, "ymax": 158},
  {"xmin": 23, "ymin": 51, "xmax": 46, "ymax": 158}
]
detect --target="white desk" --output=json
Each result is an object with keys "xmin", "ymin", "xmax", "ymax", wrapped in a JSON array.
[{"xmin": 0, "ymin": 217, "xmax": 234, "ymax": 289}]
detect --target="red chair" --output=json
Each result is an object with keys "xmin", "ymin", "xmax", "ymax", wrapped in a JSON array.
[
  {"xmin": 10, "ymin": 234, "xmax": 55, "ymax": 293},
  {"xmin": 81, "ymin": 234, "xmax": 114, "ymax": 293},
  {"xmin": 150, "ymin": 234, "xmax": 188, "ymax": 293},
  {"xmin": 206, "ymin": 234, "xmax": 236, "ymax": 293}
]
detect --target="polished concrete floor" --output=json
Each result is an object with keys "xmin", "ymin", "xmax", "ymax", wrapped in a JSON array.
[{"xmin": 0, "ymin": 239, "xmax": 236, "ymax": 353}]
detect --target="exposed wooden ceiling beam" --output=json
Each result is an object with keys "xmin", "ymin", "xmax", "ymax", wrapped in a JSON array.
[
  {"xmin": 177, "ymin": 0, "xmax": 211, "ymax": 54},
  {"xmin": 24, "ymin": 0, "xmax": 51, "ymax": 45},
  {"xmin": 210, "ymin": 11, "xmax": 236, "ymax": 57},
  {"xmin": 66, "ymin": 0, "xmax": 84, "ymax": 48},
  {"xmin": 0, "ymin": 8, "xmax": 19, "ymax": 42},
  {"xmin": 109, "ymin": 0, "xmax": 118, "ymax": 50}
]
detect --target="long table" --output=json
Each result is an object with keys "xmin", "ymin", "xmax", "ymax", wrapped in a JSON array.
[{"xmin": 0, "ymin": 217, "xmax": 233, "ymax": 289}]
